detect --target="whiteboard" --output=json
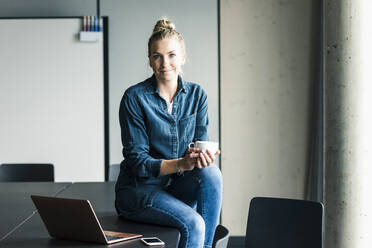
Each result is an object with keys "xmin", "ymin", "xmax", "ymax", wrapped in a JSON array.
[{"xmin": 0, "ymin": 18, "xmax": 106, "ymax": 182}]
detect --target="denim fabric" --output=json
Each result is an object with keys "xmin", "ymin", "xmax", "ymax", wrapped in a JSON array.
[
  {"xmin": 115, "ymin": 74, "xmax": 209, "ymax": 211},
  {"xmin": 115, "ymin": 75, "xmax": 222, "ymax": 247},
  {"xmin": 116, "ymin": 164, "xmax": 223, "ymax": 248}
]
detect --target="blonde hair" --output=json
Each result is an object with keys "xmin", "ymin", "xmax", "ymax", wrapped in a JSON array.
[{"xmin": 148, "ymin": 17, "xmax": 186, "ymax": 57}]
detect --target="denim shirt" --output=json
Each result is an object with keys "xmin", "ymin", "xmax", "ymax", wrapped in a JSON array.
[{"xmin": 115, "ymin": 75, "xmax": 209, "ymax": 213}]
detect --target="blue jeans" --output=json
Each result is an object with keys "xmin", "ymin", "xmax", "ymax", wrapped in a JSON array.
[{"xmin": 117, "ymin": 164, "xmax": 223, "ymax": 248}]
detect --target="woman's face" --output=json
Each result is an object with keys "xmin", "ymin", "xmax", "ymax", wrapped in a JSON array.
[{"xmin": 149, "ymin": 37, "xmax": 185, "ymax": 84}]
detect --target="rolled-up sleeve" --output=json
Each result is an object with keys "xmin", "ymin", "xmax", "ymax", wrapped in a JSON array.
[
  {"xmin": 119, "ymin": 92, "xmax": 162, "ymax": 178},
  {"xmin": 194, "ymin": 88, "xmax": 209, "ymax": 141}
]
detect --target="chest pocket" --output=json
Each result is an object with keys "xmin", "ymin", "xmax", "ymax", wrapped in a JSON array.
[{"xmin": 178, "ymin": 113, "xmax": 197, "ymax": 144}]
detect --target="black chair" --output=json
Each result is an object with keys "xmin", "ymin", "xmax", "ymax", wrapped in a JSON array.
[
  {"xmin": 212, "ymin": 224, "xmax": 230, "ymax": 248},
  {"xmin": 245, "ymin": 197, "xmax": 323, "ymax": 248},
  {"xmin": 108, "ymin": 163, "xmax": 120, "ymax": 181},
  {"xmin": 0, "ymin": 163, "xmax": 54, "ymax": 182}
]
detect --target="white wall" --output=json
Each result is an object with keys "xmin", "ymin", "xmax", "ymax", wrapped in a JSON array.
[
  {"xmin": 0, "ymin": 19, "xmax": 105, "ymax": 182},
  {"xmin": 220, "ymin": 0, "xmax": 320, "ymax": 235}
]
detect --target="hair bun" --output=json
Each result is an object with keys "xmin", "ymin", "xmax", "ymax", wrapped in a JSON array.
[
  {"xmin": 152, "ymin": 17, "xmax": 176, "ymax": 34},
  {"xmin": 148, "ymin": 17, "xmax": 185, "ymax": 57}
]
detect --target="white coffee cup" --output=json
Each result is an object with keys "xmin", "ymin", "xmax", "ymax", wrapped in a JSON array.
[{"xmin": 188, "ymin": 141, "xmax": 219, "ymax": 154}]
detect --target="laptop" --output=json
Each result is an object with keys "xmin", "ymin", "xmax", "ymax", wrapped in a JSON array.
[{"xmin": 31, "ymin": 195, "xmax": 142, "ymax": 245}]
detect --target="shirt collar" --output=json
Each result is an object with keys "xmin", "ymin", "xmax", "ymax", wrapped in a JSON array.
[{"xmin": 148, "ymin": 74, "xmax": 187, "ymax": 94}]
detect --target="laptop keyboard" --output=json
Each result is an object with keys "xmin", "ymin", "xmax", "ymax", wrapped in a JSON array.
[{"xmin": 105, "ymin": 235, "xmax": 123, "ymax": 241}]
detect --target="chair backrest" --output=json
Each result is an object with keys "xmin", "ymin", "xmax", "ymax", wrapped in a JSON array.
[
  {"xmin": 0, "ymin": 163, "xmax": 54, "ymax": 182},
  {"xmin": 245, "ymin": 197, "xmax": 323, "ymax": 248},
  {"xmin": 108, "ymin": 163, "xmax": 120, "ymax": 181},
  {"xmin": 212, "ymin": 225, "xmax": 230, "ymax": 248}
]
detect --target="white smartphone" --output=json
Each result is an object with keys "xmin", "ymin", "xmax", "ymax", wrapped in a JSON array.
[{"xmin": 140, "ymin": 237, "xmax": 165, "ymax": 246}]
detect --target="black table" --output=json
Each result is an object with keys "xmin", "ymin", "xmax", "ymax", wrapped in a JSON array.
[
  {"xmin": 0, "ymin": 182, "xmax": 71, "ymax": 239},
  {"xmin": 0, "ymin": 182, "xmax": 180, "ymax": 247}
]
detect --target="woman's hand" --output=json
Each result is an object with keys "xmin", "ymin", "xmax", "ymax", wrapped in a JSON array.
[
  {"xmin": 196, "ymin": 149, "xmax": 221, "ymax": 169},
  {"xmin": 177, "ymin": 148, "xmax": 221, "ymax": 173},
  {"xmin": 179, "ymin": 147, "xmax": 200, "ymax": 171}
]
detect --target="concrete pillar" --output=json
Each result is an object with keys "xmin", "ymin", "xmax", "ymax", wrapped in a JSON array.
[{"xmin": 324, "ymin": 0, "xmax": 372, "ymax": 247}]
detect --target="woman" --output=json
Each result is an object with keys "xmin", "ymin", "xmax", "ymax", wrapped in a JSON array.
[{"xmin": 115, "ymin": 18, "xmax": 222, "ymax": 248}]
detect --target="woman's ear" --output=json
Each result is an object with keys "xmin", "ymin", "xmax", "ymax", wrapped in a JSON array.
[
  {"xmin": 181, "ymin": 52, "xmax": 187, "ymax": 66},
  {"xmin": 148, "ymin": 56, "xmax": 153, "ymax": 68}
]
